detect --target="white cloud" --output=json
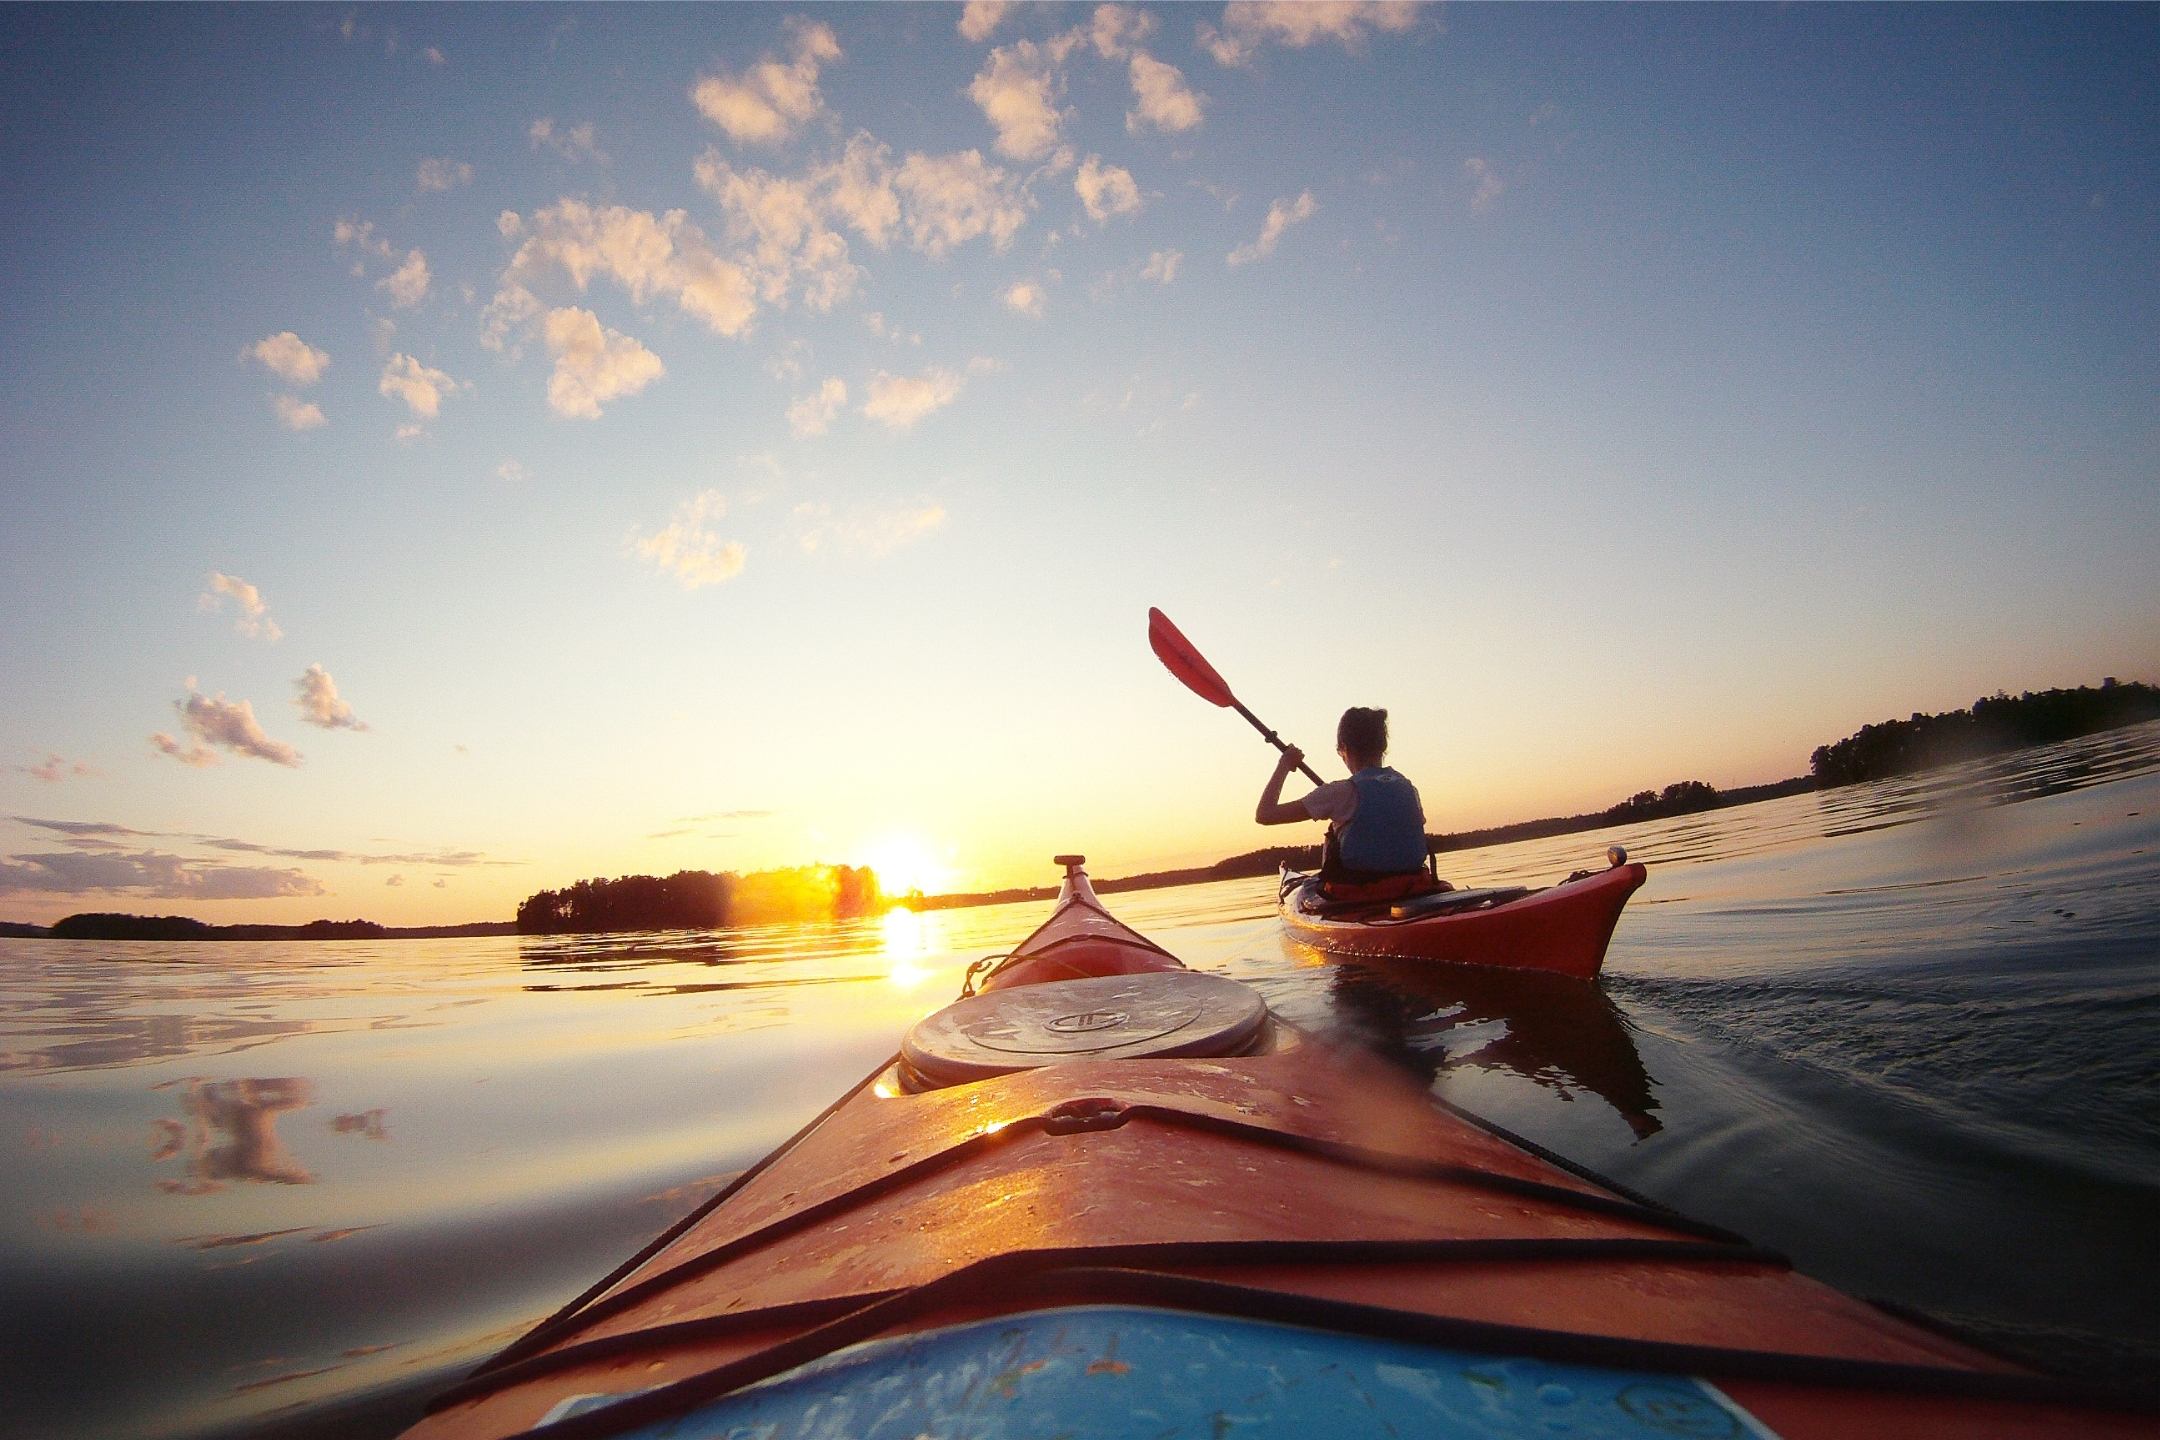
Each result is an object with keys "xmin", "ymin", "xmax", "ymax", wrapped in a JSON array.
[
  {"xmin": 247, "ymin": 332, "xmax": 330, "ymax": 386},
  {"xmin": 1127, "ymin": 53, "xmax": 1204, "ymax": 133},
  {"xmin": 334, "ymin": 218, "xmax": 394, "ymax": 260},
  {"xmin": 544, "ymin": 307, "xmax": 664, "ymax": 419},
  {"xmin": 496, "ymin": 459, "xmax": 528, "ymax": 483},
  {"xmin": 862, "ymin": 368, "xmax": 963, "ymax": 430},
  {"xmin": 378, "ymin": 248, "xmax": 431, "ymax": 307},
  {"xmin": 793, "ymin": 499, "xmax": 947, "ymax": 556},
  {"xmin": 958, "ymin": 0, "xmax": 1014, "ymax": 42},
  {"xmin": 1003, "ymin": 279, "xmax": 1046, "ymax": 316},
  {"xmin": 378, "ymin": 353, "xmax": 460, "ymax": 418},
  {"xmin": 491, "ymin": 200, "xmax": 757, "ymax": 339},
  {"xmin": 0, "ymin": 848, "xmax": 324, "ymax": 899},
  {"xmin": 274, "ymin": 394, "xmax": 327, "ymax": 431},
  {"xmin": 199, "ymin": 573, "xmax": 283, "ymax": 642},
  {"xmin": 968, "ymin": 36, "xmax": 1079, "ymax": 161},
  {"xmin": 423, "ymin": 45, "xmax": 446, "ymax": 66},
  {"xmin": 694, "ymin": 154, "xmax": 863, "ymax": 311},
  {"xmin": 1095, "ymin": 4, "xmax": 1160, "ymax": 58},
  {"xmin": 817, "ymin": 132, "xmax": 905, "ymax": 249},
  {"xmin": 415, "ymin": 157, "xmax": 473, "ymax": 192},
  {"xmin": 786, "ymin": 377, "xmax": 847, "ymax": 437},
  {"xmin": 1200, "ymin": 1, "xmax": 1420, "ymax": 66},
  {"xmin": 895, "ymin": 151, "xmax": 1029, "ymax": 256},
  {"xmin": 1075, "ymin": 155, "xmax": 1142, "ymax": 223},
  {"xmin": 157, "ymin": 685, "xmax": 302, "ymax": 768},
  {"xmin": 394, "ymin": 422, "xmax": 424, "ymax": 442},
  {"xmin": 1464, "ymin": 156, "xmax": 1504, "ymax": 212},
  {"xmin": 1141, "ymin": 249, "xmax": 1183, "ymax": 283},
  {"xmin": 295, "ymin": 664, "xmax": 368, "ymax": 731},
  {"xmin": 1227, "ymin": 189, "xmax": 1317, "ymax": 265},
  {"xmin": 20, "ymin": 753, "xmax": 95, "ymax": 782},
  {"xmin": 692, "ymin": 19, "xmax": 842, "ymax": 146},
  {"xmin": 635, "ymin": 490, "xmax": 746, "ymax": 588},
  {"xmin": 529, "ymin": 117, "xmax": 606, "ymax": 163}
]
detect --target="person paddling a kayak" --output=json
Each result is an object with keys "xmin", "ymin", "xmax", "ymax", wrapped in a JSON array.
[{"xmin": 1256, "ymin": 706, "xmax": 1438, "ymax": 900}]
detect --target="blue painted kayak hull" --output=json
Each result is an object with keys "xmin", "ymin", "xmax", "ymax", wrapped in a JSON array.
[{"xmin": 553, "ymin": 1305, "xmax": 1777, "ymax": 1440}]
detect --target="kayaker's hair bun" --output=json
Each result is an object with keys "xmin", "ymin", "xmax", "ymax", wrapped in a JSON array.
[{"xmin": 1338, "ymin": 707, "xmax": 1388, "ymax": 760}]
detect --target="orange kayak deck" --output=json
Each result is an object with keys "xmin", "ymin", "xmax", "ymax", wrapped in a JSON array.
[{"xmin": 405, "ymin": 1036, "xmax": 2150, "ymax": 1440}]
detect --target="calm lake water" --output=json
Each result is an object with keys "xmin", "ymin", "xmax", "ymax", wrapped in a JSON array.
[{"xmin": 5, "ymin": 722, "xmax": 2159, "ymax": 1440}]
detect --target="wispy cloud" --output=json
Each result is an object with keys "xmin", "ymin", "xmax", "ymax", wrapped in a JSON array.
[
  {"xmin": 490, "ymin": 201, "xmax": 757, "ymax": 342},
  {"xmin": 0, "ymin": 850, "xmax": 325, "ymax": 900},
  {"xmin": 1142, "ymin": 249, "xmax": 1183, "ymax": 283},
  {"xmin": 793, "ymin": 500, "xmax": 947, "ymax": 557},
  {"xmin": 787, "ymin": 377, "xmax": 848, "ymax": 436},
  {"xmin": 415, "ymin": 157, "xmax": 473, "ymax": 193},
  {"xmin": 958, "ymin": 0, "xmax": 1015, "ymax": 43},
  {"xmin": 246, "ymin": 332, "xmax": 330, "ymax": 386},
  {"xmin": 495, "ymin": 459, "xmax": 528, "ymax": 483},
  {"xmin": 969, "ymin": 35, "xmax": 1080, "ymax": 160},
  {"xmin": 294, "ymin": 665, "xmax": 367, "ymax": 731},
  {"xmin": 154, "ymin": 685, "xmax": 302, "ymax": 769},
  {"xmin": 1464, "ymin": 155, "xmax": 1504, "ymax": 212},
  {"xmin": 634, "ymin": 490, "xmax": 746, "ymax": 588},
  {"xmin": 692, "ymin": 19, "xmax": 842, "ymax": 147},
  {"xmin": 1127, "ymin": 53, "xmax": 1204, "ymax": 134},
  {"xmin": 1227, "ymin": 190, "xmax": 1317, "ymax": 265},
  {"xmin": 529, "ymin": 117, "xmax": 606, "ymax": 164},
  {"xmin": 273, "ymin": 395, "xmax": 327, "ymax": 431},
  {"xmin": 543, "ymin": 307, "xmax": 664, "ymax": 419},
  {"xmin": 9, "ymin": 816, "xmax": 510, "ymax": 869},
  {"xmin": 1003, "ymin": 279, "xmax": 1046, "ymax": 316},
  {"xmin": 863, "ymin": 367, "xmax": 964, "ymax": 430},
  {"xmin": 1200, "ymin": 1, "xmax": 1421, "ymax": 67},
  {"xmin": 693, "ymin": 155, "xmax": 864, "ymax": 311},
  {"xmin": 1092, "ymin": 4, "xmax": 1160, "ymax": 59},
  {"xmin": 895, "ymin": 151, "xmax": 1030, "ymax": 256},
  {"xmin": 1076, "ymin": 155, "xmax": 1142, "ymax": 223},
  {"xmin": 377, "ymin": 249, "xmax": 431, "ymax": 308},
  {"xmin": 17, "ymin": 755, "xmax": 96, "ymax": 783},
  {"xmin": 199, "ymin": 573, "xmax": 282, "ymax": 642},
  {"xmin": 378, "ymin": 353, "xmax": 460, "ymax": 419}
]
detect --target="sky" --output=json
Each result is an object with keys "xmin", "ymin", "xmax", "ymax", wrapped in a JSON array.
[{"xmin": 2, "ymin": 2, "xmax": 2156, "ymax": 926}]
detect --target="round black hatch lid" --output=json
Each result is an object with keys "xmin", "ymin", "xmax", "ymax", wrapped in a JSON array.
[{"xmin": 902, "ymin": 971, "xmax": 1269, "ymax": 1087}]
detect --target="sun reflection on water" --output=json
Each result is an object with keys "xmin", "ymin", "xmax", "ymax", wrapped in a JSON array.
[{"xmin": 878, "ymin": 906, "xmax": 946, "ymax": 989}]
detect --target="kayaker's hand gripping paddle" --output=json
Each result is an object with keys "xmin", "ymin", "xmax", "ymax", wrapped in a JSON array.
[{"xmin": 1148, "ymin": 607, "xmax": 1324, "ymax": 785}]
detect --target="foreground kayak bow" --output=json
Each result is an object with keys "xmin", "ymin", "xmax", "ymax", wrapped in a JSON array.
[{"xmin": 403, "ymin": 857, "xmax": 2152, "ymax": 1440}]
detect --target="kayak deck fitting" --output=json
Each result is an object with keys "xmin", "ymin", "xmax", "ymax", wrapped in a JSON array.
[{"xmin": 401, "ymin": 857, "xmax": 2154, "ymax": 1440}]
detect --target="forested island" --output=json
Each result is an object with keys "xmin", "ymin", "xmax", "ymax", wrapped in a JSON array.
[
  {"xmin": 33, "ymin": 914, "xmax": 518, "ymax": 941},
  {"xmin": 1808, "ymin": 679, "xmax": 2159, "ymax": 786},
  {"xmin": 6, "ymin": 680, "xmax": 2152, "ymax": 937},
  {"xmin": 515, "ymin": 864, "xmax": 879, "ymax": 934}
]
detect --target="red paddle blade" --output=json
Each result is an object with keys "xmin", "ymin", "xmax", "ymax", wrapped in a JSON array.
[{"xmin": 1148, "ymin": 607, "xmax": 1236, "ymax": 708}]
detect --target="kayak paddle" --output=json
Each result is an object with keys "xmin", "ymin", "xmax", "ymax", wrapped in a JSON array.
[{"xmin": 1148, "ymin": 607, "xmax": 1324, "ymax": 785}]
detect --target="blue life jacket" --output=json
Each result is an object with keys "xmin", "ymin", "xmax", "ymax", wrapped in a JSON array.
[{"xmin": 1335, "ymin": 766, "xmax": 1427, "ymax": 874}]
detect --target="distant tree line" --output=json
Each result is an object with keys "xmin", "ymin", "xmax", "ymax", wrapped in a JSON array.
[
  {"xmin": 514, "ymin": 864, "xmax": 880, "ymax": 934},
  {"xmin": 44, "ymin": 914, "xmax": 390, "ymax": 941},
  {"xmin": 1810, "ymin": 679, "xmax": 2160, "ymax": 787}
]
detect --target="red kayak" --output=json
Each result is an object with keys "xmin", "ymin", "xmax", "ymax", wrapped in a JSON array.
[
  {"xmin": 402, "ymin": 857, "xmax": 2149, "ymax": 1440},
  {"xmin": 1279, "ymin": 848, "xmax": 1648, "ymax": 980}
]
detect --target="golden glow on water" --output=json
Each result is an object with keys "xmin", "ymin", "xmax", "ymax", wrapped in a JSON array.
[{"xmin": 876, "ymin": 906, "xmax": 944, "ymax": 989}]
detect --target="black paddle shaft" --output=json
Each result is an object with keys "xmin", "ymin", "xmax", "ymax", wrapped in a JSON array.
[{"xmin": 1233, "ymin": 700, "xmax": 1326, "ymax": 785}]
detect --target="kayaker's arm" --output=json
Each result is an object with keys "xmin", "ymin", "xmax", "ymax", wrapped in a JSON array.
[{"xmin": 1256, "ymin": 747, "xmax": 1315, "ymax": 825}]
